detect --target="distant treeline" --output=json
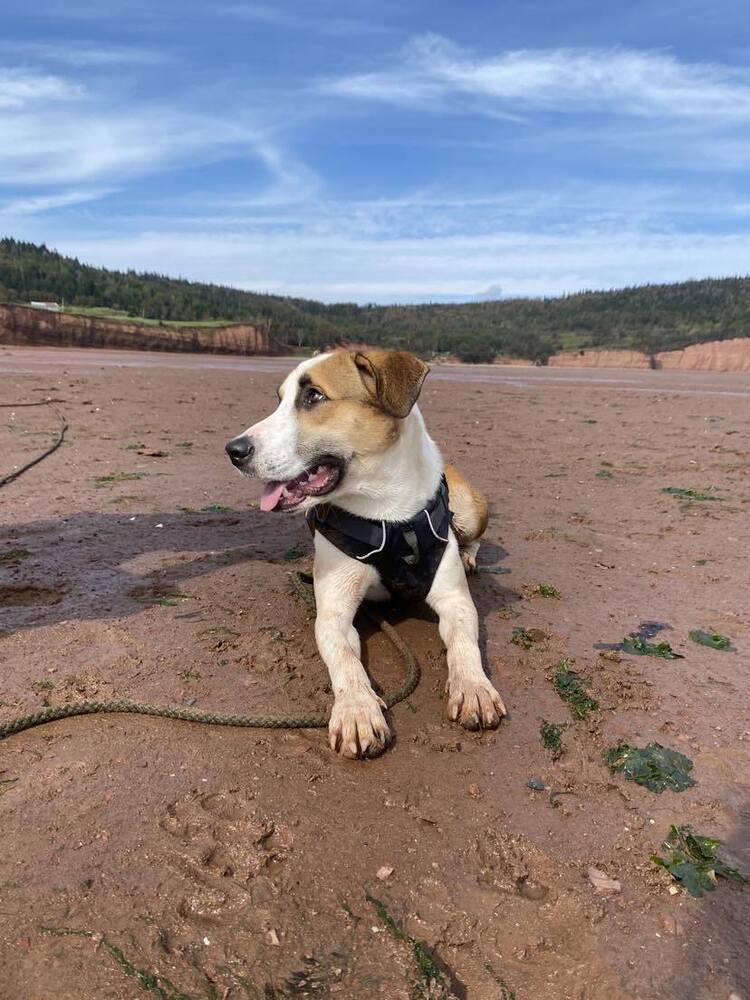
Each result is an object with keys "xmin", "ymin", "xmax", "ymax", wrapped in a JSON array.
[{"xmin": 2, "ymin": 237, "xmax": 749, "ymax": 363}]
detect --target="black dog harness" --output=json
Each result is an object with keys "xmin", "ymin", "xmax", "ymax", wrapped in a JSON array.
[{"xmin": 306, "ymin": 476, "xmax": 454, "ymax": 603}]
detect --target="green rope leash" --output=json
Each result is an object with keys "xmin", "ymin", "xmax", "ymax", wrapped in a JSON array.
[{"xmin": 0, "ymin": 572, "xmax": 420, "ymax": 741}]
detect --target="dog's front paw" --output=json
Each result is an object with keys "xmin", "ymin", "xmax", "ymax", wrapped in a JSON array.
[
  {"xmin": 329, "ymin": 689, "xmax": 392, "ymax": 759},
  {"xmin": 446, "ymin": 674, "xmax": 506, "ymax": 730}
]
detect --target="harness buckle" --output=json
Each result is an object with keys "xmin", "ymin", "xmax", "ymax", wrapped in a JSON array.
[{"xmin": 401, "ymin": 527, "xmax": 421, "ymax": 565}]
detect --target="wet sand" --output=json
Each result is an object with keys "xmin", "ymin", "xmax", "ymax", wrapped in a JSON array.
[{"xmin": 1, "ymin": 346, "xmax": 748, "ymax": 999}]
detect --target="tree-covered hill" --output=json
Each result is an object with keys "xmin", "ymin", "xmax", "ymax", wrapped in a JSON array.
[{"xmin": 2, "ymin": 237, "xmax": 748, "ymax": 363}]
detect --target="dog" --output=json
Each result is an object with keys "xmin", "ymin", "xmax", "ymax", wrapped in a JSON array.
[{"xmin": 226, "ymin": 348, "xmax": 506, "ymax": 758}]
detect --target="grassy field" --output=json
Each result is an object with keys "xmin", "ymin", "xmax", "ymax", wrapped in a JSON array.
[
  {"xmin": 58, "ymin": 305, "xmax": 231, "ymax": 328},
  {"xmin": 557, "ymin": 330, "xmax": 590, "ymax": 351}
]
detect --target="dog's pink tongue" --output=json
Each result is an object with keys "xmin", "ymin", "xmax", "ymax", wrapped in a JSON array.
[{"xmin": 260, "ymin": 481, "xmax": 285, "ymax": 512}]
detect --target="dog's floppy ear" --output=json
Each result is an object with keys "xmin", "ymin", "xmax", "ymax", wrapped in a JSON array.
[{"xmin": 354, "ymin": 350, "xmax": 430, "ymax": 418}]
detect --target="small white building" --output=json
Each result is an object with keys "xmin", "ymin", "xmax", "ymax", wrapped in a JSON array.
[{"xmin": 29, "ymin": 301, "xmax": 61, "ymax": 312}]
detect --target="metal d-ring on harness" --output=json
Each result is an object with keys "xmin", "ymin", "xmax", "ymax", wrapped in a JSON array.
[{"xmin": 0, "ymin": 573, "xmax": 420, "ymax": 741}]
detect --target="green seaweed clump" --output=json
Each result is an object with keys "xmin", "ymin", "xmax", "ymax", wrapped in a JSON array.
[
  {"xmin": 606, "ymin": 742, "xmax": 695, "ymax": 793},
  {"xmin": 484, "ymin": 963, "xmax": 516, "ymax": 999},
  {"xmin": 540, "ymin": 720, "xmax": 565, "ymax": 759},
  {"xmin": 535, "ymin": 583, "xmax": 561, "ymax": 598},
  {"xmin": 366, "ymin": 894, "xmax": 451, "ymax": 1000},
  {"xmin": 511, "ymin": 627, "xmax": 547, "ymax": 649},
  {"xmin": 41, "ymin": 927, "xmax": 198, "ymax": 999},
  {"xmin": 553, "ymin": 660, "xmax": 599, "ymax": 719},
  {"xmin": 689, "ymin": 628, "xmax": 733, "ymax": 651},
  {"xmin": 283, "ymin": 546, "xmax": 306, "ymax": 562},
  {"xmin": 652, "ymin": 825, "xmax": 746, "ymax": 898},
  {"xmin": 133, "ymin": 591, "xmax": 187, "ymax": 607},
  {"xmin": 0, "ymin": 547, "xmax": 30, "ymax": 563},
  {"xmin": 662, "ymin": 486, "xmax": 722, "ymax": 502},
  {"xmin": 621, "ymin": 635, "xmax": 684, "ymax": 659},
  {"xmin": 94, "ymin": 471, "xmax": 145, "ymax": 487}
]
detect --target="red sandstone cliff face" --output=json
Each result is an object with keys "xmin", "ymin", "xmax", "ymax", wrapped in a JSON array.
[
  {"xmin": 0, "ymin": 304, "xmax": 291, "ymax": 356},
  {"xmin": 656, "ymin": 337, "xmax": 750, "ymax": 371},
  {"xmin": 549, "ymin": 337, "xmax": 750, "ymax": 371},
  {"xmin": 549, "ymin": 349, "xmax": 651, "ymax": 369}
]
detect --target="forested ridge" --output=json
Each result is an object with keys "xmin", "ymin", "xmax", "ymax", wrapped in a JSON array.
[{"xmin": 2, "ymin": 237, "xmax": 748, "ymax": 363}]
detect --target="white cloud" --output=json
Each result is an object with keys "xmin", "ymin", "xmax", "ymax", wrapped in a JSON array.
[
  {"xmin": 0, "ymin": 61, "xmax": 313, "ymax": 200},
  {"xmin": 248, "ymin": 141, "xmax": 319, "ymax": 205},
  {"xmin": 0, "ymin": 105, "xmax": 253, "ymax": 185},
  {"xmin": 324, "ymin": 34, "xmax": 750, "ymax": 121},
  {"xmin": 218, "ymin": 2, "xmax": 393, "ymax": 37},
  {"xmin": 22, "ymin": 220, "xmax": 750, "ymax": 304},
  {"xmin": 0, "ymin": 67, "xmax": 82, "ymax": 108},
  {"xmin": 121, "ymin": 179, "xmax": 740, "ymax": 250},
  {"xmin": 0, "ymin": 188, "xmax": 115, "ymax": 217},
  {"xmin": 3, "ymin": 41, "xmax": 164, "ymax": 67},
  {"xmin": 14, "ymin": 175, "xmax": 733, "ymax": 303}
]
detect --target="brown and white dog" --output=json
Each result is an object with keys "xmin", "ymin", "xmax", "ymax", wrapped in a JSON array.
[{"xmin": 226, "ymin": 349, "xmax": 506, "ymax": 758}]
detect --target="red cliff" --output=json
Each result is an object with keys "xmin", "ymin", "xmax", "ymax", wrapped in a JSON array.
[{"xmin": 0, "ymin": 304, "xmax": 291, "ymax": 356}]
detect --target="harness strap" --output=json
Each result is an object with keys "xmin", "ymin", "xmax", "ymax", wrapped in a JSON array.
[{"xmin": 306, "ymin": 476, "xmax": 453, "ymax": 602}]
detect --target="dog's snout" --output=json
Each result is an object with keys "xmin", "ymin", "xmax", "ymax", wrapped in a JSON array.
[{"xmin": 225, "ymin": 435, "xmax": 254, "ymax": 467}]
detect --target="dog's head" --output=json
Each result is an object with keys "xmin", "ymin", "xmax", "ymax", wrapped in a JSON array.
[{"xmin": 225, "ymin": 349, "xmax": 429, "ymax": 512}]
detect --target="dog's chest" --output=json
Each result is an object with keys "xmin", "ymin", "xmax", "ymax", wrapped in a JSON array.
[{"xmin": 307, "ymin": 478, "xmax": 453, "ymax": 602}]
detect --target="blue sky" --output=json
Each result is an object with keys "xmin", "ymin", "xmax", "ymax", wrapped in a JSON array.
[{"xmin": 2, "ymin": 0, "xmax": 750, "ymax": 303}]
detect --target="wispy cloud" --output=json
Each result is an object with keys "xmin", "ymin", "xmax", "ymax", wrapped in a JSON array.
[
  {"xmin": 0, "ymin": 103, "xmax": 250, "ymax": 185},
  {"xmin": 249, "ymin": 141, "xmax": 319, "ymax": 205},
  {"xmin": 219, "ymin": 2, "xmax": 394, "ymax": 37},
  {"xmin": 36, "ymin": 224, "xmax": 750, "ymax": 304},
  {"xmin": 0, "ymin": 61, "xmax": 313, "ymax": 200},
  {"xmin": 150, "ymin": 178, "xmax": 742, "ymax": 250},
  {"xmin": 323, "ymin": 34, "xmax": 750, "ymax": 120},
  {"xmin": 0, "ymin": 67, "xmax": 82, "ymax": 108},
  {"xmin": 17, "ymin": 173, "xmax": 749, "ymax": 303},
  {"xmin": 0, "ymin": 187, "xmax": 115, "ymax": 217},
  {"xmin": 3, "ymin": 41, "xmax": 164, "ymax": 67}
]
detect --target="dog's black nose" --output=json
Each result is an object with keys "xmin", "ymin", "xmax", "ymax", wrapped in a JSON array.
[{"xmin": 225, "ymin": 435, "xmax": 254, "ymax": 466}]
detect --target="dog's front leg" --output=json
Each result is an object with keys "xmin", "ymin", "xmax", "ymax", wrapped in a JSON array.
[
  {"xmin": 313, "ymin": 534, "xmax": 392, "ymax": 759},
  {"xmin": 427, "ymin": 534, "xmax": 507, "ymax": 730}
]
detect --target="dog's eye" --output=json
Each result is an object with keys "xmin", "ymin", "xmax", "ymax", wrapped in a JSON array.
[{"xmin": 302, "ymin": 386, "xmax": 327, "ymax": 408}]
